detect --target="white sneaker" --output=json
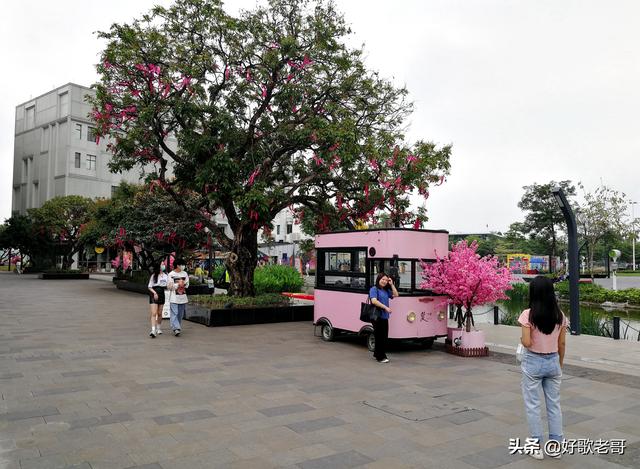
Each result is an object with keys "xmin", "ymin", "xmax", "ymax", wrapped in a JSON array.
[
  {"xmin": 174, "ymin": 329, "xmax": 181, "ymax": 337},
  {"xmin": 378, "ymin": 358, "xmax": 390, "ymax": 363},
  {"xmin": 156, "ymin": 328, "xmax": 163, "ymax": 335},
  {"xmin": 149, "ymin": 330, "xmax": 156, "ymax": 338},
  {"xmin": 529, "ymin": 450, "xmax": 544, "ymax": 460}
]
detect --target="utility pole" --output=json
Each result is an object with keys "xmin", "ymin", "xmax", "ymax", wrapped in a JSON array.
[{"xmin": 551, "ymin": 187, "xmax": 580, "ymax": 335}]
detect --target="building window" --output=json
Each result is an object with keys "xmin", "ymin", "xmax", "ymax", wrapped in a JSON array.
[
  {"xmin": 58, "ymin": 92, "xmax": 69, "ymax": 116},
  {"xmin": 286, "ymin": 224, "xmax": 293, "ymax": 234},
  {"xmin": 75, "ymin": 123, "xmax": 82, "ymax": 140},
  {"xmin": 87, "ymin": 127, "xmax": 98, "ymax": 143},
  {"xmin": 276, "ymin": 225, "xmax": 281, "ymax": 235},
  {"xmin": 74, "ymin": 152, "xmax": 81, "ymax": 168},
  {"xmin": 26, "ymin": 106, "xmax": 35, "ymax": 130},
  {"xmin": 41, "ymin": 126, "xmax": 50, "ymax": 153},
  {"xmin": 86, "ymin": 154, "xmax": 96, "ymax": 170}
]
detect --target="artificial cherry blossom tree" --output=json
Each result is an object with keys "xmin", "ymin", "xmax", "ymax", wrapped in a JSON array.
[
  {"xmin": 91, "ymin": 0, "xmax": 451, "ymax": 296},
  {"xmin": 420, "ymin": 240, "xmax": 513, "ymax": 332}
]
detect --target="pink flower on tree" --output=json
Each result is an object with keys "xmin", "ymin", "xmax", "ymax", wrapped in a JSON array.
[{"xmin": 420, "ymin": 240, "xmax": 513, "ymax": 332}]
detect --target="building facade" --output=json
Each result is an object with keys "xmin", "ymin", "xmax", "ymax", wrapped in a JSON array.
[{"xmin": 12, "ymin": 83, "xmax": 151, "ymax": 215}]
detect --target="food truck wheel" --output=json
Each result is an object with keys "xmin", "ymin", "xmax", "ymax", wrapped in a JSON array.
[
  {"xmin": 418, "ymin": 338, "xmax": 435, "ymax": 349},
  {"xmin": 321, "ymin": 323, "xmax": 335, "ymax": 341},
  {"xmin": 366, "ymin": 333, "xmax": 375, "ymax": 352}
]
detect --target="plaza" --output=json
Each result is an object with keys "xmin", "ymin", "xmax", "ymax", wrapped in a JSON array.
[{"xmin": 1, "ymin": 273, "xmax": 640, "ymax": 469}]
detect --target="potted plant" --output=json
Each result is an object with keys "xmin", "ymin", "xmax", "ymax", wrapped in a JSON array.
[{"xmin": 420, "ymin": 240, "xmax": 513, "ymax": 355}]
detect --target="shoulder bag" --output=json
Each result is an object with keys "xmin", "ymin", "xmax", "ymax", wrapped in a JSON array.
[{"xmin": 360, "ymin": 287, "xmax": 380, "ymax": 323}]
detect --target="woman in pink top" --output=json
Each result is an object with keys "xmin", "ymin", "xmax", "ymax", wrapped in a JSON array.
[{"xmin": 518, "ymin": 276, "xmax": 567, "ymax": 460}]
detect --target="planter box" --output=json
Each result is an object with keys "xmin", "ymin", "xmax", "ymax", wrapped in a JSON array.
[
  {"xmin": 185, "ymin": 303, "xmax": 313, "ymax": 327},
  {"xmin": 447, "ymin": 327, "xmax": 462, "ymax": 343},
  {"xmin": 445, "ymin": 328, "xmax": 488, "ymax": 357},
  {"xmin": 114, "ymin": 279, "xmax": 212, "ymax": 296},
  {"xmin": 39, "ymin": 272, "xmax": 89, "ymax": 280}
]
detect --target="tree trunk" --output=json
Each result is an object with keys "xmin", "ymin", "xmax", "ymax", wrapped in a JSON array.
[
  {"xmin": 465, "ymin": 306, "xmax": 473, "ymax": 333},
  {"xmin": 455, "ymin": 304, "xmax": 464, "ymax": 329},
  {"xmin": 227, "ymin": 226, "xmax": 258, "ymax": 297}
]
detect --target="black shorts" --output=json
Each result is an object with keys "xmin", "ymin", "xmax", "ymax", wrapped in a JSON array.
[{"xmin": 149, "ymin": 286, "xmax": 166, "ymax": 305}]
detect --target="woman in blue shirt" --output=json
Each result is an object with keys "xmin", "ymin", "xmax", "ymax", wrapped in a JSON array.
[{"xmin": 370, "ymin": 272, "xmax": 399, "ymax": 363}]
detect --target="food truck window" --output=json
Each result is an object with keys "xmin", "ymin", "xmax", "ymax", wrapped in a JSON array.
[
  {"xmin": 322, "ymin": 275, "xmax": 367, "ymax": 290},
  {"xmin": 317, "ymin": 248, "xmax": 368, "ymax": 291},
  {"xmin": 369, "ymin": 259, "xmax": 412, "ymax": 292}
]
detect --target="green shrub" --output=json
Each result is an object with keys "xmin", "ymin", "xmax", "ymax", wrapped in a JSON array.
[
  {"xmin": 554, "ymin": 281, "xmax": 640, "ymax": 305},
  {"xmin": 254, "ymin": 264, "xmax": 304, "ymax": 294},
  {"xmin": 507, "ymin": 283, "xmax": 529, "ymax": 302},
  {"xmin": 580, "ymin": 309, "xmax": 611, "ymax": 337},
  {"xmin": 499, "ymin": 306, "xmax": 520, "ymax": 326},
  {"xmin": 212, "ymin": 264, "xmax": 226, "ymax": 282}
]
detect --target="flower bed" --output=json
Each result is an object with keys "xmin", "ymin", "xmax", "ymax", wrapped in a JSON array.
[
  {"xmin": 185, "ymin": 294, "xmax": 312, "ymax": 327},
  {"xmin": 38, "ymin": 272, "xmax": 90, "ymax": 280}
]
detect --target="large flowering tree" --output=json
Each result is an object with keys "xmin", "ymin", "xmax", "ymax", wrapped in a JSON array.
[
  {"xmin": 420, "ymin": 240, "xmax": 513, "ymax": 332},
  {"xmin": 90, "ymin": 0, "xmax": 451, "ymax": 296}
]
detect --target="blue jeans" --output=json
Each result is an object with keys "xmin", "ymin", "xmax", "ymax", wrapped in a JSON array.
[
  {"xmin": 170, "ymin": 303, "xmax": 186, "ymax": 331},
  {"xmin": 521, "ymin": 349, "xmax": 563, "ymax": 443}
]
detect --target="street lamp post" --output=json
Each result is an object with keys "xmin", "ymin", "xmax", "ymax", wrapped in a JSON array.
[
  {"xmin": 631, "ymin": 201, "xmax": 638, "ymax": 271},
  {"xmin": 551, "ymin": 186, "xmax": 580, "ymax": 335}
]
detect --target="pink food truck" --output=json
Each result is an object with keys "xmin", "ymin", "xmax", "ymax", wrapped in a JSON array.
[{"xmin": 314, "ymin": 228, "xmax": 449, "ymax": 351}]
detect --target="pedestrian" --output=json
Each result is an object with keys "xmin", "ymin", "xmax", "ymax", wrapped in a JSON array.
[
  {"xmin": 147, "ymin": 263, "xmax": 168, "ymax": 338},
  {"xmin": 305, "ymin": 261, "xmax": 310, "ymax": 277},
  {"xmin": 369, "ymin": 272, "xmax": 398, "ymax": 363},
  {"xmin": 167, "ymin": 258, "xmax": 189, "ymax": 336},
  {"xmin": 518, "ymin": 275, "xmax": 567, "ymax": 460}
]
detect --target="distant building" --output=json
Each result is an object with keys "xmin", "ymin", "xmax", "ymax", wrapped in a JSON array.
[
  {"xmin": 258, "ymin": 210, "xmax": 312, "ymax": 269},
  {"xmin": 11, "ymin": 83, "xmax": 167, "ymax": 215}
]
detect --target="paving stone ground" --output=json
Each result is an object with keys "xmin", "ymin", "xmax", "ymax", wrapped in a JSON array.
[{"xmin": 1, "ymin": 273, "xmax": 640, "ymax": 469}]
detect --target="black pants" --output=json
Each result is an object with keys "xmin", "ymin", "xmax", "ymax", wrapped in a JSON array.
[{"xmin": 373, "ymin": 318, "xmax": 389, "ymax": 361}]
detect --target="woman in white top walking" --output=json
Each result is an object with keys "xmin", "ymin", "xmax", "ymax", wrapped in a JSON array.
[
  {"xmin": 147, "ymin": 263, "xmax": 168, "ymax": 338},
  {"xmin": 167, "ymin": 259, "xmax": 189, "ymax": 336}
]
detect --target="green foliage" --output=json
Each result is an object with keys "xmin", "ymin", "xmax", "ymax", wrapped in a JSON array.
[
  {"xmin": 29, "ymin": 195, "xmax": 95, "ymax": 270},
  {"xmin": 506, "ymin": 282, "xmax": 529, "ymax": 302},
  {"xmin": 578, "ymin": 184, "xmax": 632, "ymax": 275},
  {"xmin": 513, "ymin": 180, "xmax": 575, "ymax": 270},
  {"xmin": 212, "ymin": 264, "xmax": 226, "ymax": 282},
  {"xmin": 0, "ymin": 214, "xmax": 54, "ymax": 269},
  {"xmin": 499, "ymin": 307, "xmax": 520, "ymax": 326},
  {"xmin": 554, "ymin": 281, "xmax": 640, "ymax": 305},
  {"xmin": 580, "ymin": 309, "xmax": 611, "ymax": 337},
  {"xmin": 190, "ymin": 293, "xmax": 290, "ymax": 308},
  {"xmin": 86, "ymin": 182, "xmax": 207, "ymax": 272},
  {"xmin": 254, "ymin": 265, "xmax": 304, "ymax": 294}
]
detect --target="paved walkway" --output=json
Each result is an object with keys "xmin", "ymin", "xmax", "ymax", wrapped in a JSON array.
[{"xmin": 1, "ymin": 273, "xmax": 640, "ymax": 468}]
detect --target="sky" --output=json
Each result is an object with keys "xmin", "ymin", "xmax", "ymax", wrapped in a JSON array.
[{"xmin": 2, "ymin": 0, "xmax": 639, "ymax": 233}]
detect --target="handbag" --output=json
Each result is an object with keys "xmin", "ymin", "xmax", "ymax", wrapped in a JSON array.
[
  {"xmin": 360, "ymin": 287, "xmax": 380, "ymax": 322},
  {"xmin": 516, "ymin": 343, "xmax": 525, "ymax": 363}
]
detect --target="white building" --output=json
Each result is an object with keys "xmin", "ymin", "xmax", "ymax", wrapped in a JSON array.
[
  {"xmin": 258, "ymin": 209, "xmax": 312, "ymax": 267},
  {"xmin": 11, "ymin": 83, "xmax": 153, "ymax": 215}
]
